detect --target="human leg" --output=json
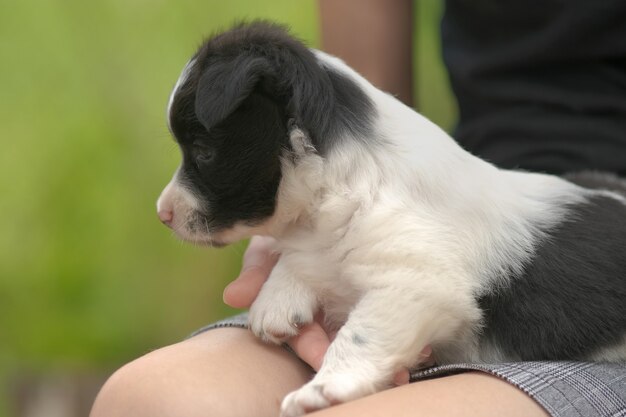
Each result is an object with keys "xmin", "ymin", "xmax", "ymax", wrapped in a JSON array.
[
  {"xmin": 90, "ymin": 327, "xmax": 548, "ymax": 417},
  {"xmin": 91, "ymin": 324, "xmax": 623, "ymax": 417},
  {"xmin": 89, "ymin": 327, "xmax": 313, "ymax": 417},
  {"xmin": 306, "ymin": 372, "xmax": 548, "ymax": 417}
]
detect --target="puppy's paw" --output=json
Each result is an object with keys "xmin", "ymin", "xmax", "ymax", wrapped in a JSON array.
[
  {"xmin": 280, "ymin": 374, "xmax": 377, "ymax": 417},
  {"xmin": 248, "ymin": 288, "xmax": 316, "ymax": 344},
  {"xmin": 280, "ymin": 383, "xmax": 330, "ymax": 417}
]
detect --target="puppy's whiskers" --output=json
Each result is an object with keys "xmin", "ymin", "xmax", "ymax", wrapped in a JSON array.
[
  {"xmin": 201, "ymin": 217, "xmax": 215, "ymax": 248},
  {"xmin": 170, "ymin": 223, "xmax": 188, "ymax": 246}
]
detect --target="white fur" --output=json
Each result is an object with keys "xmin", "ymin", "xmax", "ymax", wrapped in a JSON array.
[
  {"xmin": 166, "ymin": 58, "xmax": 196, "ymax": 132},
  {"xmin": 158, "ymin": 50, "xmax": 619, "ymax": 417}
]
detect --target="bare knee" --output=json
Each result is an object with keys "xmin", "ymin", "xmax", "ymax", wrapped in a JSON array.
[{"xmin": 90, "ymin": 328, "xmax": 313, "ymax": 417}]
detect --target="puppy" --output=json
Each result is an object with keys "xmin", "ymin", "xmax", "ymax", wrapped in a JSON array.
[{"xmin": 157, "ymin": 22, "xmax": 626, "ymax": 416}]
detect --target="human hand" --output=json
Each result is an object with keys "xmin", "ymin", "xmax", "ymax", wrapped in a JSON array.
[{"xmin": 223, "ymin": 235, "xmax": 434, "ymax": 385}]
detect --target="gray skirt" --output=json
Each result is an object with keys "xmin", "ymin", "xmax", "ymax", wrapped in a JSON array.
[{"xmin": 192, "ymin": 314, "xmax": 626, "ymax": 417}]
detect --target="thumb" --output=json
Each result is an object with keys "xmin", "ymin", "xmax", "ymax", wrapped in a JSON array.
[
  {"xmin": 287, "ymin": 321, "xmax": 331, "ymax": 371},
  {"xmin": 223, "ymin": 236, "xmax": 278, "ymax": 308}
]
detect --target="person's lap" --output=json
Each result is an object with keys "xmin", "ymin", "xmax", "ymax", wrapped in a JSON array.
[{"xmin": 90, "ymin": 327, "xmax": 548, "ymax": 417}]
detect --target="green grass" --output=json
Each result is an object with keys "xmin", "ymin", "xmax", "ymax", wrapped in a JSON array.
[{"xmin": 0, "ymin": 1, "xmax": 455, "ymax": 414}]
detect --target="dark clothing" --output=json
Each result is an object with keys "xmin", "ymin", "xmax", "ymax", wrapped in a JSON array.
[{"xmin": 442, "ymin": 0, "xmax": 626, "ymax": 175}]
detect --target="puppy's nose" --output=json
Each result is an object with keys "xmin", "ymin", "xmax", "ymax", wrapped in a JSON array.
[{"xmin": 158, "ymin": 210, "xmax": 174, "ymax": 227}]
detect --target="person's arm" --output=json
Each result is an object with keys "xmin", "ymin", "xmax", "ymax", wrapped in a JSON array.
[{"xmin": 319, "ymin": 0, "xmax": 415, "ymax": 107}]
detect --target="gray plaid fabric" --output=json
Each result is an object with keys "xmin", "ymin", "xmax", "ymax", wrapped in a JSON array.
[
  {"xmin": 192, "ymin": 314, "xmax": 626, "ymax": 417},
  {"xmin": 411, "ymin": 362, "xmax": 626, "ymax": 417}
]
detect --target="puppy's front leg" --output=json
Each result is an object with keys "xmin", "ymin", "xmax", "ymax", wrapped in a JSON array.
[
  {"xmin": 248, "ymin": 259, "xmax": 318, "ymax": 344},
  {"xmin": 280, "ymin": 281, "xmax": 478, "ymax": 417}
]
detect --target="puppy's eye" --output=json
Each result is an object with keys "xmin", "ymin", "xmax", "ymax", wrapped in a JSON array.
[{"xmin": 193, "ymin": 145, "xmax": 215, "ymax": 166}]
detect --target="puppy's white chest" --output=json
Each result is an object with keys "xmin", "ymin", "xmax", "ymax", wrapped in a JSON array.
[{"xmin": 284, "ymin": 248, "xmax": 363, "ymax": 329}]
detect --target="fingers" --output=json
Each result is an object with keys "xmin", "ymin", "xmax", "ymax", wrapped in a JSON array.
[
  {"xmin": 222, "ymin": 266, "xmax": 268, "ymax": 309},
  {"xmin": 285, "ymin": 327, "xmax": 435, "ymax": 377},
  {"xmin": 393, "ymin": 369, "xmax": 411, "ymax": 386},
  {"xmin": 418, "ymin": 345, "xmax": 435, "ymax": 367},
  {"xmin": 287, "ymin": 330, "xmax": 428, "ymax": 383},
  {"xmin": 286, "ymin": 321, "xmax": 331, "ymax": 371},
  {"xmin": 223, "ymin": 236, "xmax": 279, "ymax": 309},
  {"xmin": 394, "ymin": 345, "xmax": 434, "ymax": 386}
]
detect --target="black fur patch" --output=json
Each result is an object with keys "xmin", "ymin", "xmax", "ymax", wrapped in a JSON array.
[
  {"xmin": 168, "ymin": 21, "xmax": 374, "ymax": 230},
  {"xmin": 478, "ymin": 194, "xmax": 626, "ymax": 360}
]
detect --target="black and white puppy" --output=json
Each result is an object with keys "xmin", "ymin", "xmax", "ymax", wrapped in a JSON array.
[{"xmin": 157, "ymin": 22, "xmax": 626, "ymax": 417}]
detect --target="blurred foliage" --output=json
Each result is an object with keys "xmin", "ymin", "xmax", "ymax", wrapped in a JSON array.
[{"xmin": 0, "ymin": 0, "xmax": 455, "ymax": 415}]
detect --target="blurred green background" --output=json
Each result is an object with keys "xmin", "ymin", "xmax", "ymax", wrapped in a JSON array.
[{"xmin": 0, "ymin": 0, "xmax": 455, "ymax": 415}]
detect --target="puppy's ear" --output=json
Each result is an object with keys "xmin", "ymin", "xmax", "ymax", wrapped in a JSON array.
[{"xmin": 194, "ymin": 55, "xmax": 275, "ymax": 130}]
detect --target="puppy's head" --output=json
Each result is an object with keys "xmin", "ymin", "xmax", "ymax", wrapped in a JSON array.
[{"xmin": 157, "ymin": 21, "xmax": 373, "ymax": 246}]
